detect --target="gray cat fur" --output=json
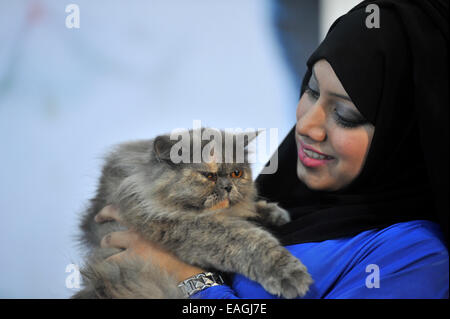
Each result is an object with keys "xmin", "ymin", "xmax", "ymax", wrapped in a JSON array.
[{"xmin": 74, "ymin": 129, "xmax": 312, "ymax": 299}]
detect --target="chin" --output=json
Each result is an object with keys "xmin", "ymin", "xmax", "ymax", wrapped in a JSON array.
[{"xmin": 296, "ymin": 160, "xmax": 337, "ymax": 191}]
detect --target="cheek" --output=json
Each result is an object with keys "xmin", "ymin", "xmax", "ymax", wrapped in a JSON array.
[
  {"xmin": 177, "ymin": 173, "xmax": 212, "ymax": 195},
  {"xmin": 331, "ymin": 128, "xmax": 371, "ymax": 171}
]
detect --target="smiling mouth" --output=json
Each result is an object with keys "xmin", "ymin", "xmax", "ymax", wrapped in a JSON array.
[
  {"xmin": 298, "ymin": 139, "xmax": 334, "ymax": 158},
  {"xmin": 297, "ymin": 139, "xmax": 335, "ymax": 167},
  {"xmin": 303, "ymin": 148, "xmax": 334, "ymax": 160}
]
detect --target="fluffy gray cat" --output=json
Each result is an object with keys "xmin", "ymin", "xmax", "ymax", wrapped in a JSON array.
[{"xmin": 73, "ymin": 128, "xmax": 312, "ymax": 299}]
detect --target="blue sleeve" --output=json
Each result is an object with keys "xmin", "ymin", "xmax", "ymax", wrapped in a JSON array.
[{"xmin": 324, "ymin": 225, "xmax": 449, "ymax": 299}]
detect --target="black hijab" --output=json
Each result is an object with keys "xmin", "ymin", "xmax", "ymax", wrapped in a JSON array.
[{"xmin": 256, "ymin": 0, "xmax": 448, "ymax": 246}]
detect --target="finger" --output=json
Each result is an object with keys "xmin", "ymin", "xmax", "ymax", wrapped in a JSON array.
[
  {"xmin": 100, "ymin": 230, "xmax": 137, "ymax": 249},
  {"xmin": 95, "ymin": 205, "xmax": 122, "ymax": 223},
  {"xmin": 105, "ymin": 250, "xmax": 127, "ymax": 263}
]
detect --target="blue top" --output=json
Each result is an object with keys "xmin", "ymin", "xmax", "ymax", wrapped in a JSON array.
[{"xmin": 193, "ymin": 220, "xmax": 449, "ymax": 299}]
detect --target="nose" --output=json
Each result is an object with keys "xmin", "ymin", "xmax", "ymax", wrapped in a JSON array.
[
  {"xmin": 224, "ymin": 185, "xmax": 232, "ymax": 193},
  {"xmin": 296, "ymin": 101, "xmax": 327, "ymax": 142}
]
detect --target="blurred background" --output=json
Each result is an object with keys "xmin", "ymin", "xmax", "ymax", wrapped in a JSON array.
[{"xmin": 0, "ymin": 0, "xmax": 361, "ymax": 298}]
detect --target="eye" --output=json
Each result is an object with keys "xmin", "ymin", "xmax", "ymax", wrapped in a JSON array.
[
  {"xmin": 230, "ymin": 169, "xmax": 243, "ymax": 178},
  {"xmin": 305, "ymin": 85, "xmax": 320, "ymax": 100},
  {"xmin": 333, "ymin": 108, "xmax": 368, "ymax": 129},
  {"xmin": 201, "ymin": 172, "xmax": 217, "ymax": 181}
]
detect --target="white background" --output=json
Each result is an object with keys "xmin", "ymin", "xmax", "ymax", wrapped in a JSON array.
[
  {"xmin": 0, "ymin": 0, "xmax": 296, "ymax": 298},
  {"xmin": 0, "ymin": 0, "xmax": 359, "ymax": 298}
]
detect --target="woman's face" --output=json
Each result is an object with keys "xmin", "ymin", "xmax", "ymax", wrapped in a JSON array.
[{"xmin": 296, "ymin": 59, "xmax": 375, "ymax": 191}]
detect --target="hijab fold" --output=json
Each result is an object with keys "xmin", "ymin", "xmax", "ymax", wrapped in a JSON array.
[{"xmin": 256, "ymin": 0, "xmax": 448, "ymax": 245}]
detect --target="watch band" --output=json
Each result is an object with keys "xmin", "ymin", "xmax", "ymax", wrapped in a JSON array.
[{"xmin": 177, "ymin": 272, "xmax": 224, "ymax": 298}]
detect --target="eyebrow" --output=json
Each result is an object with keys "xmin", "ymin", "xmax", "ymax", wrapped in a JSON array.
[
  {"xmin": 328, "ymin": 92, "xmax": 353, "ymax": 102},
  {"xmin": 311, "ymin": 69, "xmax": 353, "ymax": 102}
]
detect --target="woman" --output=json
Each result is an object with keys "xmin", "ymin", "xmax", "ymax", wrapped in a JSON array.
[{"xmin": 94, "ymin": 0, "xmax": 448, "ymax": 298}]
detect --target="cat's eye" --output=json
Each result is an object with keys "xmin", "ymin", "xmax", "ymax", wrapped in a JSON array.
[
  {"xmin": 230, "ymin": 169, "xmax": 243, "ymax": 178},
  {"xmin": 202, "ymin": 172, "xmax": 217, "ymax": 182}
]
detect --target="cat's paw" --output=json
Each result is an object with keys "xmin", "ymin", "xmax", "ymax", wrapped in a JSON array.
[
  {"xmin": 256, "ymin": 201, "xmax": 291, "ymax": 226},
  {"xmin": 268, "ymin": 205, "xmax": 291, "ymax": 226},
  {"xmin": 261, "ymin": 257, "xmax": 313, "ymax": 299}
]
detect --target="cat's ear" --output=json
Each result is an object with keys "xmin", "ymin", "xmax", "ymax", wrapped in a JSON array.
[{"xmin": 153, "ymin": 135, "xmax": 174, "ymax": 162}]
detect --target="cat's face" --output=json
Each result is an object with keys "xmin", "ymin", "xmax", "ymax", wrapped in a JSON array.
[
  {"xmin": 167, "ymin": 162, "xmax": 254, "ymax": 210},
  {"xmin": 151, "ymin": 129, "xmax": 256, "ymax": 211}
]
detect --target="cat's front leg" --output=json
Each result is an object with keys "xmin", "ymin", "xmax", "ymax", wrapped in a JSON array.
[
  {"xmin": 254, "ymin": 243, "xmax": 313, "ymax": 298},
  {"xmin": 255, "ymin": 200, "xmax": 291, "ymax": 226},
  {"xmin": 118, "ymin": 210, "xmax": 312, "ymax": 298},
  {"xmin": 139, "ymin": 214, "xmax": 312, "ymax": 298},
  {"xmin": 217, "ymin": 220, "xmax": 313, "ymax": 298}
]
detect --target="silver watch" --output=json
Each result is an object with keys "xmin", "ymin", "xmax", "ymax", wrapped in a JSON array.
[{"xmin": 177, "ymin": 272, "xmax": 224, "ymax": 298}]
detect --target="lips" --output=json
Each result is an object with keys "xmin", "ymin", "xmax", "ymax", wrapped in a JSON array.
[{"xmin": 298, "ymin": 139, "xmax": 335, "ymax": 168}]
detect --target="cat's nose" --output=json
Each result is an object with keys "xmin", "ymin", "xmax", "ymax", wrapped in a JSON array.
[{"xmin": 224, "ymin": 185, "xmax": 232, "ymax": 193}]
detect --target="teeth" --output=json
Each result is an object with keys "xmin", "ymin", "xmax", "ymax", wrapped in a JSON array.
[{"xmin": 304, "ymin": 148, "xmax": 331, "ymax": 160}]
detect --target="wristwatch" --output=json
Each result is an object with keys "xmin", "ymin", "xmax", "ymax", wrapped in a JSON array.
[{"xmin": 177, "ymin": 272, "xmax": 224, "ymax": 298}]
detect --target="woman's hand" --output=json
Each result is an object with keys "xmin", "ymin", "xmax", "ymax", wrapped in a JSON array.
[{"xmin": 95, "ymin": 205, "xmax": 206, "ymax": 282}]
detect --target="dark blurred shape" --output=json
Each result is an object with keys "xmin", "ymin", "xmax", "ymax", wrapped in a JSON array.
[{"xmin": 271, "ymin": 0, "xmax": 319, "ymax": 96}]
